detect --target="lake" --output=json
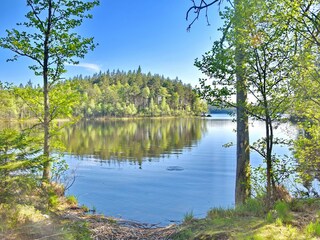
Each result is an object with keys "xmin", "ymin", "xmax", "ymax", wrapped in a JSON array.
[{"xmin": 62, "ymin": 115, "xmax": 295, "ymax": 225}]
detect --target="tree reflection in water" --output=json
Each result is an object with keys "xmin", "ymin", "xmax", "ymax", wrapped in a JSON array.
[{"xmin": 59, "ymin": 118, "xmax": 207, "ymax": 166}]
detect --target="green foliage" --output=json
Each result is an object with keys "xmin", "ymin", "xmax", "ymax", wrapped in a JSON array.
[
  {"xmin": 0, "ymin": 128, "xmax": 43, "ymax": 205},
  {"xmin": 287, "ymin": 1, "xmax": 320, "ymax": 197},
  {"xmin": 235, "ymin": 198, "xmax": 266, "ymax": 217},
  {"xmin": 172, "ymin": 229, "xmax": 193, "ymax": 240},
  {"xmin": 266, "ymin": 211, "xmax": 274, "ymax": 223},
  {"xmin": 195, "ymin": 0, "xmax": 320, "ymax": 204},
  {"xmin": 71, "ymin": 69, "xmax": 205, "ymax": 118},
  {"xmin": 0, "ymin": 203, "xmax": 46, "ymax": 229},
  {"xmin": 0, "ymin": 175, "xmax": 40, "ymax": 206},
  {"xmin": 51, "ymin": 156, "xmax": 69, "ymax": 184},
  {"xmin": 173, "ymin": 229, "xmax": 194, "ymax": 240},
  {"xmin": 275, "ymin": 217, "xmax": 283, "ymax": 227},
  {"xmin": 207, "ymin": 199, "xmax": 266, "ymax": 222},
  {"xmin": 0, "ymin": 0, "xmax": 99, "ymax": 181},
  {"xmin": 0, "ymin": 69, "xmax": 206, "ymax": 120},
  {"xmin": 207, "ymin": 208, "xmax": 235, "ymax": 219},
  {"xmin": 66, "ymin": 195, "xmax": 78, "ymax": 206},
  {"xmin": 48, "ymin": 193, "xmax": 59, "ymax": 209},
  {"xmin": 64, "ymin": 221, "xmax": 92, "ymax": 240},
  {"xmin": 305, "ymin": 221, "xmax": 320, "ymax": 237},
  {"xmin": 294, "ymin": 124, "xmax": 320, "ymax": 196},
  {"xmin": 289, "ymin": 199, "xmax": 305, "ymax": 212},
  {"xmin": 0, "ymin": 0, "xmax": 99, "ymax": 81},
  {"xmin": 274, "ymin": 201, "xmax": 292, "ymax": 223},
  {"xmin": 0, "ymin": 88, "xmax": 18, "ymax": 119},
  {"xmin": 183, "ymin": 210, "xmax": 195, "ymax": 224},
  {"xmin": 251, "ymin": 165, "xmax": 267, "ymax": 197},
  {"xmin": 81, "ymin": 205, "xmax": 89, "ymax": 212}
]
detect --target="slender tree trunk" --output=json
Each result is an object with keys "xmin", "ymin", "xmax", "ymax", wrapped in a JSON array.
[
  {"xmin": 266, "ymin": 115, "xmax": 275, "ymax": 206},
  {"xmin": 42, "ymin": 74, "xmax": 50, "ymax": 181},
  {"xmin": 265, "ymin": 118, "xmax": 271, "ymax": 204},
  {"xmin": 234, "ymin": 0, "xmax": 251, "ymax": 206},
  {"xmin": 270, "ymin": 121, "xmax": 276, "ymax": 193},
  {"xmin": 42, "ymin": 0, "xmax": 52, "ymax": 182}
]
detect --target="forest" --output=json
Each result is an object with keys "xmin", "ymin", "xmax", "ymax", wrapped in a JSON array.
[
  {"xmin": 0, "ymin": 68, "xmax": 208, "ymax": 120},
  {"xmin": 0, "ymin": 0, "xmax": 320, "ymax": 239}
]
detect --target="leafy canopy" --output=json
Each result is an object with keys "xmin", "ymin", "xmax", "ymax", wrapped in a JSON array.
[{"xmin": 0, "ymin": 0, "xmax": 99, "ymax": 83}]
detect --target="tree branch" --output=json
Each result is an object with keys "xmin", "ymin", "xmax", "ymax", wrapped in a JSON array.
[{"xmin": 186, "ymin": 0, "xmax": 224, "ymax": 31}]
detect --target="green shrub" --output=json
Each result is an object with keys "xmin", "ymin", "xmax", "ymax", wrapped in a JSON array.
[
  {"xmin": 289, "ymin": 199, "xmax": 304, "ymax": 212},
  {"xmin": 66, "ymin": 195, "xmax": 78, "ymax": 206},
  {"xmin": 0, "ymin": 204, "xmax": 45, "ymax": 229},
  {"xmin": 275, "ymin": 201, "xmax": 292, "ymax": 223},
  {"xmin": 65, "ymin": 221, "xmax": 91, "ymax": 240},
  {"xmin": 305, "ymin": 221, "xmax": 320, "ymax": 237},
  {"xmin": 275, "ymin": 217, "xmax": 283, "ymax": 226},
  {"xmin": 48, "ymin": 194, "xmax": 59, "ymax": 209},
  {"xmin": 236, "ymin": 198, "xmax": 265, "ymax": 217},
  {"xmin": 172, "ymin": 229, "xmax": 193, "ymax": 240},
  {"xmin": 81, "ymin": 205, "xmax": 89, "ymax": 212},
  {"xmin": 266, "ymin": 211, "xmax": 274, "ymax": 223},
  {"xmin": 207, "ymin": 208, "xmax": 234, "ymax": 219}
]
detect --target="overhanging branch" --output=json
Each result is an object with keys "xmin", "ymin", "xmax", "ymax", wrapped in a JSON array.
[{"xmin": 186, "ymin": 0, "xmax": 232, "ymax": 31}]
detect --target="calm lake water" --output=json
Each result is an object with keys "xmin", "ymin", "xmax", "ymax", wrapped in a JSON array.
[{"xmin": 62, "ymin": 115, "xmax": 295, "ymax": 225}]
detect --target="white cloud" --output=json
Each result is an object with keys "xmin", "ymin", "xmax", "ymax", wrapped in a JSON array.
[{"xmin": 68, "ymin": 62, "xmax": 101, "ymax": 72}]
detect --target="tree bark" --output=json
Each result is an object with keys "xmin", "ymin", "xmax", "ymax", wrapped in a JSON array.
[
  {"xmin": 185, "ymin": 0, "xmax": 251, "ymax": 205},
  {"xmin": 42, "ymin": 0, "xmax": 52, "ymax": 182},
  {"xmin": 234, "ymin": 0, "xmax": 251, "ymax": 205},
  {"xmin": 42, "ymin": 73, "xmax": 50, "ymax": 181},
  {"xmin": 235, "ymin": 54, "xmax": 251, "ymax": 205}
]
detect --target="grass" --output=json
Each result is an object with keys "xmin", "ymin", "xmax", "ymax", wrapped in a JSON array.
[
  {"xmin": 305, "ymin": 220, "xmax": 320, "ymax": 237},
  {"xmin": 274, "ymin": 201, "xmax": 292, "ymax": 223},
  {"xmin": 2, "ymin": 177, "xmax": 320, "ymax": 240},
  {"xmin": 66, "ymin": 195, "xmax": 78, "ymax": 206},
  {"xmin": 266, "ymin": 211, "xmax": 274, "ymax": 223},
  {"xmin": 173, "ymin": 198, "xmax": 320, "ymax": 240},
  {"xmin": 183, "ymin": 210, "xmax": 195, "ymax": 224},
  {"xmin": 81, "ymin": 204, "xmax": 90, "ymax": 212},
  {"xmin": 0, "ymin": 179, "xmax": 93, "ymax": 240}
]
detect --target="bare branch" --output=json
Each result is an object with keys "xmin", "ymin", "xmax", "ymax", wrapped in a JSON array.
[{"xmin": 186, "ymin": 0, "xmax": 223, "ymax": 31}]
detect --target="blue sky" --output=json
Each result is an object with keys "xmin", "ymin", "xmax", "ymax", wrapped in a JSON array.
[{"xmin": 0, "ymin": 0, "xmax": 223, "ymax": 87}]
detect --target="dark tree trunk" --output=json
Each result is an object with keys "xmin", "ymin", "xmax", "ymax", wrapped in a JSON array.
[
  {"xmin": 42, "ymin": 0, "xmax": 52, "ymax": 182},
  {"xmin": 266, "ymin": 115, "xmax": 275, "ymax": 207}
]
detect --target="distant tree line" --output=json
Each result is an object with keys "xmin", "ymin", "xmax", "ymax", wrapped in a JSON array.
[
  {"xmin": 208, "ymin": 106, "xmax": 235, "ymax": 114},
  {"xmin": 0, "ymin": 67, "xmax": 208, "ymax": 120}
]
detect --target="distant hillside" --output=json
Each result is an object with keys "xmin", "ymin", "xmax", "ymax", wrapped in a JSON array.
[{"xmin": 0, "ymin": 67, "xmax": 208, "ymax": 120}]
